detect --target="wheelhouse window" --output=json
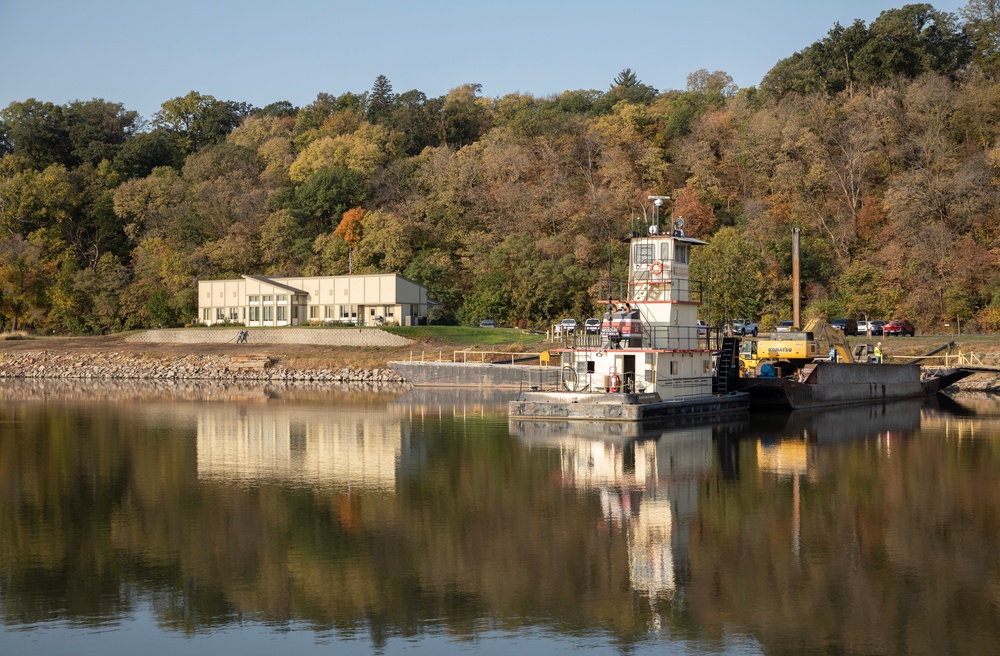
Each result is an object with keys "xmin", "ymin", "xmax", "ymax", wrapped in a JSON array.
[
  {"xmin": 633, "ymin": 243, "xmax": 655, "ymax": 265},
  {"xmin": 675, "ymin": 244, "xmax": 690, "ymax": 264}
]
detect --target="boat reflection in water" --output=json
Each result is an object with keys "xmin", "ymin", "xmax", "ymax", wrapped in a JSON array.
[
  {"xmin": 511, "ymin": 416, "xmax": 744, "ymax": 599},
  {"xmin": 749, "ymin": 398, "xmax": 924, "ymax": 444}
]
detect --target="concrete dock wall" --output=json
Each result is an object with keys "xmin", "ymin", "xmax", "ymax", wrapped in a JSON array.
[{"xmin": 127, "ymin": 328, "xmax": 413, "ymax": 347}]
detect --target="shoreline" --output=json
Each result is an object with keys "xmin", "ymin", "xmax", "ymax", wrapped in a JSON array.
[
  {"xmin": 0, "ymin": 350, "xmax": 406, "ymax": 384},
  {"xmin": 1, "ymin": 347, "xmax": 997, "ymax": 395}
]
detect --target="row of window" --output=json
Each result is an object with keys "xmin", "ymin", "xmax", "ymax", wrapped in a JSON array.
[
  {"xmin": 202, "ymin": 306, "xmax": 397, "ymax": 322},
  {"xmin": 633, "ymin": 242, "xmax": 690, "ymax": 265}
]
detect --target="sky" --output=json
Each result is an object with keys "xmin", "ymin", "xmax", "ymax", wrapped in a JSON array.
[{"xmin": 0, "ymin": 0, "xmax": 971, "ymax": 122}]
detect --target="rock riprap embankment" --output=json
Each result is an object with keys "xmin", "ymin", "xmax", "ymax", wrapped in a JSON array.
[{"xmin": 0, "ymin": 351, "xmax": 405, "ymax": 383}]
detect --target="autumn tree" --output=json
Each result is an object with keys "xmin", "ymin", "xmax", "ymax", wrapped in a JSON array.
[
  {"xmin": 334, "ymin": 207, "xmax": 365, "ymax": 274},
  {"xmin": 0, "ymin": 234, "xmax": 49, "ymax": 329}
]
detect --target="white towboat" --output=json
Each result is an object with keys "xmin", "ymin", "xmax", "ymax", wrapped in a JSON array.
[{"xmin": 509, "ymin": 205, "xmax": 748, "ymax": 422}]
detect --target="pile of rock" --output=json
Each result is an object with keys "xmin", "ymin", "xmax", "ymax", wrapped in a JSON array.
[{"xmin": 0, "ymin": 351, "xmax": 405, "ymax": 384}]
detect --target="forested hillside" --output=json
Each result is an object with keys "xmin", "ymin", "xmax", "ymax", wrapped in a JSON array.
[{"xmin": 2, "ymin": 2, "xmax": 999, "ymax": 334}]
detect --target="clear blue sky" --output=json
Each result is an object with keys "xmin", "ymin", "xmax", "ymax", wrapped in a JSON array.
[{"xmin": 0, "ymin": 0, "xmax": 970, "ymax": 122}]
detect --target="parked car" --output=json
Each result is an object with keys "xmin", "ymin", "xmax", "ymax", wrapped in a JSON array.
[
  {"xmin": 478, "ymin": 318, "xmax": 498, "ymax": 328},
  {"xmin": 861, "ymin": 320, "xmax": 885, "ymax": 336},
  {"xmin": 831, "ymin": 318, "xmax": 858, "ymax": 335},
  {"xmin": 883, "ymin": 319, "xmax": 915, "ymax": 336},
  {"xmin": 558, "ymin": 318, "xmax": 578, "ymax": 334},
  {"xmin": 775, "ymin": 320, "xmax": 796, "ymax": 332},
  {"xmin": 732, "ymin": 319, "xmax": 758, "ymax": 337},
  {"xmin": 584, "ymin": 318, "xmax": 601, "ymax": 334}
]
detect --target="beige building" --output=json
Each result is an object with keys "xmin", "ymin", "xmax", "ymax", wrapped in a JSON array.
[{"xmin": 198, "ymin": 274, "xmax": 435, "ymax": 327}]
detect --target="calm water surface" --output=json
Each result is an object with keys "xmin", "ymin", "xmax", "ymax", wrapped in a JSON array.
[{"xmin": 1, "ymin": 380, "xmax": 998, "ymax": 655}]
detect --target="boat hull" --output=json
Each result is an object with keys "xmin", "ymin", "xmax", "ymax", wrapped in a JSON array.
[
  {"xmin": 735, "ymin": 362, "xmax": 929, "ymax": 410},
  {"xmin": 509, "ymin": 390, "xmax": 748, "ymax": 422}
]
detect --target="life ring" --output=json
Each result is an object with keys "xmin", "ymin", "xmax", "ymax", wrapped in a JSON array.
[{"xmin": 650, "ymin": 261, "xmax": 663, "ymax": 275}]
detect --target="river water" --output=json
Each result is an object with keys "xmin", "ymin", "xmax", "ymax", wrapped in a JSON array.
[{"xmin": 0, "ymin": 381, "xmax": 998, "ymax": 655}]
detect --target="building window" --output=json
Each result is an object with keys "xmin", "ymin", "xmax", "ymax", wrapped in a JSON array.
[
  {"xmin": 229, "ymin": 308, "xmax": 238, "ymax": 321},
  {"xmin": 203, "ymin": 308, "xmax": 210, "ymax": 321},
  {"xmin": 660, "ymin": 242, "xmax": 671, "ymax": 260},
  {"xmin": 386, "ymin": 307, "xmax": 394, "ymax": 318},
  {"xmin": 233, "ymin": 291, "xmax": 237, "ymax": 298},
  {"xmin": 249, "ymin": 307, "xmax": 260, "ymax": 321},
  {"xmin": 249, "ymin": 295, "xmax": 260, "ymax": 304},
  {"xmin": 670, "ymin": 360, "xmax": 678, "ymax": 375},
  {"xmin": 205, "ymin": 291, "xmax": 211, "ymax": 298},
  {"xmin": 263, "ymin": 295, "xmax": 273, "ymax": 304},
  {"xmin": 310, "ymin": 306, "xmax": 318, "ymax": 319},
  {"xmin": 277, "ymin": 306, "xmax": 286, "ymax": 321},
  {"xmin": 263, "ymin": 306, "xmax": 273, "ymax": 321},
  {"xmin": 277, "ymin": 295, "xmax": 288, "ymax": 303},
  {"xmin": 217, "ymin": 308, "xmax": 225, "ymax": 320},
  {"xmin": 325, "ymin": 306, "xmax": 334, "ymax": 319},
  {"xmin": 219, "ymin": 292, "xmax": 224, "ymax": 298}
]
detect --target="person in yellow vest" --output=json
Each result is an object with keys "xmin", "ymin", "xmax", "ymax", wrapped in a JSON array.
[{"xmin": 874, "ymin": 342, "xmax": 883, "ymax": 364}]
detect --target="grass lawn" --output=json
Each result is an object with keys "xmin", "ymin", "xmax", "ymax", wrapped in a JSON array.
[{"xmin": 383, "ymin": 326, "xmax": 549, "ymax": 348}]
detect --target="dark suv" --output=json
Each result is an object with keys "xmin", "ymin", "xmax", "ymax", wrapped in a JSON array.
[
  {"xmin": 883, "ymin": 319, "xmax": 915, "ymax": 336},
  {"xmin": 831, "ymin": 318, "xmax": 858, "ymax": 336}
]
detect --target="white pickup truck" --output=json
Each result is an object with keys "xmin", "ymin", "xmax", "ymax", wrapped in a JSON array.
[{"xmin": 731, "ymin": 319, "xmax": 759, "ymax": 337}]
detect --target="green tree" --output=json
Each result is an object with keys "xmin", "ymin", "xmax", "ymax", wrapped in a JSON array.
[
  {"xmin": 154, "ymin": 91, "xmax": 251, "ymax": 153},
  {"xmin": 689, "ymin": 227, "xmax": 769, "ymax": 327},
  {"xmin": 367, "ymin": 75, "xmax": 395, "ymax": 125},
  {"xmin": 64, "ymin": 99, "xmax": 140, "ymax": 166},
  {"xmin": 962, "ymin": 0, "xmax": 1000, "ymax": 76},
  {"xmin": 287, "ymin": 165, "xmax": 369, "ymax": 237},
  {"xmin": 0, "ymin": 99, "xmax": 72, "ymax": 169}
]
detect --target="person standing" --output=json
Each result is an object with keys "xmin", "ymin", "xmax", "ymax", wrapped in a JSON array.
[
  {"xmin": 874, "ymin": 342, "xmax": 883, "ymax": 364},
  {"xmin": 829, "ymin": 345, "xmax": 837, "ymax": 363}
]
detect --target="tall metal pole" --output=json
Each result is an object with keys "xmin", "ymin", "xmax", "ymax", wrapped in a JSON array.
[{"xmin": 792, "ymin": 228, "xmax": 801, "ymax": 328}]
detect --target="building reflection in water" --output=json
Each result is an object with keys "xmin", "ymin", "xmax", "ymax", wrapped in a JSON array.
[
  {"xmin": 197, "ymin": 402, "xmax": 406, "ymax": 491},
  {"xmin": 511, "ymin": 418, "xmax": 724, "ymax": 599},
  {"xmin": 195, "ymin": 388, "xmax": 520, "ymax": 491}
]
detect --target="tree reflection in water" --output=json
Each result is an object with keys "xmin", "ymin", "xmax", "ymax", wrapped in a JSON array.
[{"xmin": 1, "ymin": 381, "xmax": 998, "ymax": 655}]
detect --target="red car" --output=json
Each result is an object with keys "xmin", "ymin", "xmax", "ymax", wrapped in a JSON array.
[{"xmin": 883, "ymin": 319, "xmax": 915, "ymax": 337}]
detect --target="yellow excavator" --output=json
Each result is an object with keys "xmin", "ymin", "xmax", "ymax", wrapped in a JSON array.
[{"xmin": 739, "ymin": 318, "xmax": 856, "ymax": 376}]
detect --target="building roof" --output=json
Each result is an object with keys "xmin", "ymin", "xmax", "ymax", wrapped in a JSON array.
[{"xmin": 241, "ymin": 275, "xmax": 307, "ymax": 294}]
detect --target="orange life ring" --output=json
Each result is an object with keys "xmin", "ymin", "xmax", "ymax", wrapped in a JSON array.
[{"xmin": 650, "ymin": 261, "xmax": 663, "ymax": 275}]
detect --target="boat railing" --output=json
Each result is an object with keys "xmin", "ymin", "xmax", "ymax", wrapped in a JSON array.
[
  {"xmin": 653, "ymin": 376, "xmax": 714, "ymax": 398},
  {"xmin": 551, "ymin": 325, "xmax": 714, "ymax": 350},
  {"xmin": 401, "ymin": 350, "xmax": 555, "ymax": 365}
]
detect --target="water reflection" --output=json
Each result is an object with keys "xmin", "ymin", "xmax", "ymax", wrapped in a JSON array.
[
  {"xmin": 196, "ymin": 401, "xmax": 406, "ymax": 490},
  {"xmin": 1, "ymin": 381, "xmax": 999, "ymax": 655},
  {"xmin": 511, "ymin": 417, "xmax": 743, "ymax": 600}
]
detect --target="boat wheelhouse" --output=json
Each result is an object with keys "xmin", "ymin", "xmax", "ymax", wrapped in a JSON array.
[{"xmin": 556, "ymin": 221, "xmax": 715, "ymax": 402}]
